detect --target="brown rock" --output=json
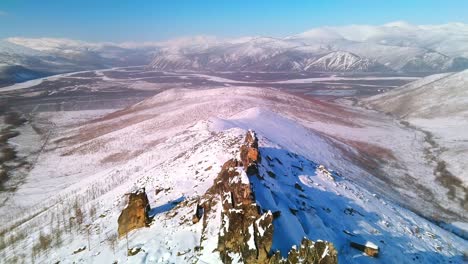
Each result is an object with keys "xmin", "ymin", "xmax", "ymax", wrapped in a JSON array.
[
  {"xmin": 201, "ymin": 130, "xmax": 338, "ymax": 263},
  {"xmin": 192, "ymin": 203, "xmax": 204, "ymax": 224},
  {"xmin": 270, "ymin": 239, "xmax": 338, "ymax": 264},
  {"xmin": 350, "ymin": 240, "xmax": 379, "ymax": 258},
  {"xmin": 204, "ymin": 136, "xmax": 274, "ymax": 263},
  {"xmin": 117, "ymin": 188, "xmax": 151, "ymax": 237},
  {"xmin": 240, "ymin": 130, "xmax": 260, "ymax": 175},
  {"xmin": 210, "ymin": 158, "xmax": 253, "ymax": 208}
]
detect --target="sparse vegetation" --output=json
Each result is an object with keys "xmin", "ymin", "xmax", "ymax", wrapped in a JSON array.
[
  {"xmin": 0, "ymin": 146, "xmax": 16, "ymax": 163},
  {"xmin": 74, "ymin": 201, "xmax": 84, "ymax": 226},
  {"xmin": 4, "ymin": 112, "xmax": 27, "ymax": 126},
  {"xmin": 31, "ymin": 231, "xmax": 53, "ymax": 259}
]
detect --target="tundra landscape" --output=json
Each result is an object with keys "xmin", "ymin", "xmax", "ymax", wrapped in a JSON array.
[{"xmin": 0, "ymin": 1, "xmax": 467, "ymax": 263}]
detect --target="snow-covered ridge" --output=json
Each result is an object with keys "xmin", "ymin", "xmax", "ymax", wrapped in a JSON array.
[
  {"xmin": 1, "ymin": 111, "xmax": 466, "ymax": 263},
  {"xmin": 1, "ymin": 86, "xmax": 467, "ymax": 263}
]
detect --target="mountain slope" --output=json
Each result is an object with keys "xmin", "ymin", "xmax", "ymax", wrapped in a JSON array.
[
  {"xmin": 0, "ymin": 38, "xmax": 157, "ymax": 87},
  {"xmin": 365, "ymin": 71, "xmax": 468, "ymax": 223},
  {"xmin": 366, "ymin": 70, "xmax": 468, "ymax": 119},
  {"xmin": 304, "ymin": 51, "xmax": 390, "ymax": 72},
  {"xmin": 0, "ymin": 87, "xmax": 466, "ymax": 263}
]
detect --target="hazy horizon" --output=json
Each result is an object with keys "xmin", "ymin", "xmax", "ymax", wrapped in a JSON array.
[{"xmin": 3, "ymin": 20, "xmax": 468, "ymax": 46}]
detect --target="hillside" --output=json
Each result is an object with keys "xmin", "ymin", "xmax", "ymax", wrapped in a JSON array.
[
  {"xmin": 365, "ymin": 71, "xmax": 468, "ymax": 228},
  {"xmin": 0, "ymin": 38, "xmax": 157, "ymax": 87},
  {"xmin": 0, "ymin": 87, "xmax": 466, "ymax": 263}
]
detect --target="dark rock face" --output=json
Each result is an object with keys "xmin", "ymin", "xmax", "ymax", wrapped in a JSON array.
[
  {"xmin": 117, "ymin": 188, "xmax": 151, "ymax": 237},
  {"xmin": 192, "ymin": 203, "xmax": 204, "ymax": 224}
]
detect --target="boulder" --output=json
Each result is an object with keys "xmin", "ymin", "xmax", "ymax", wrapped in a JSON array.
[
  {"xmin": 350, "ymin": 239, "xmax": 379, "ymax": 257},
  {"xmin": 117, "ymin": 188, "xmax": 151, "ymax": 237}
]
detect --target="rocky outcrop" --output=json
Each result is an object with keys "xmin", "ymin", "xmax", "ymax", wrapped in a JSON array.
[
  {"xmin": 199, "ymin": 131, "xmax": 274, "ymax": 263},
  {"xmin": 240, "ymin": 130, "xmax": 260, "ymax": 175},
  {"xmin": 214, "ymin": 159, "xmax": 273, "ymax": 263},
  {"xmin": 270, "ymin": 239, "xmax": 338, "ymax": 264},
  {"xmin": 117, "ymin": 188, "xmax": 151, "ymax": 237},
  {"xmin": 198, "ymin": 131, "xmax": 338, "ymax": 263}
]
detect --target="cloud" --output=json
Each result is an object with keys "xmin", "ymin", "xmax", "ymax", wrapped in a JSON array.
[{"xmin": 0, "ymin": 10, "xmax": 8, "ymax": 17}]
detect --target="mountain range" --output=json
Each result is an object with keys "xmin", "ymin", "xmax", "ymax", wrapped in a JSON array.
[
  {"xmin": 0, "ymin": 38, "xmax": 155, "ymax": 86},
  {"xmin": 148, "ymin": 22, "xmax": 468, "ymax": 73},
  {"xmin": 2, "ymin": 22, "xmax": 468, "ymax": 87},
  {"xmin": 1, "ymin": 21, "xmax": 468, "ymax": 263}
]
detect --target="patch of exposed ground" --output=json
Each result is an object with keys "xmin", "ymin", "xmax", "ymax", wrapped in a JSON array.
[{"xmin": 0, "ymin": 112, "xmax": 28, "ymax": 191}]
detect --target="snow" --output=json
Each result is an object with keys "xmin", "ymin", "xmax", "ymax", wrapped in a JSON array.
[
  {"xmin": 248, "ymin": 133, "xmax": 467, "ymax": 263},
  {"xmin": 0, "ymin": 69, "xmax": 98, "ymax": 92},
  {"xmin": 236, "ymin": 167, "xmax": 250, "ymax": 184},
  {"xmin": 275, "ymin": 75, "xmax": 419, "ymax": 84},
  {"xmin": 255, "ymin": 212, "xmax": 271, "ymax": 237},
  {"xmin": 304, "ymin": 51, "xmax": 383, "ymax": 72},
  {"xmin": 364, "ymin": 241, "xmax": 378, "ymax": 249},
  {"xmin": 1, "ymin": 86, "xmax": 467, "ymax": 263},
  {"xmin": 0, "ymin": 77, "xmax": 44, "ymax": 91},
  {"xmin": 453, "ymin": 222, "xmax": 468, "ymax": 231},
  {"xmin": 247, "ymin": 224, "xmax": 256, "ymax": 250},
  {"xmin": 366, "ymin": 70, "xmax": 468, "ymax": 184},
  {"xmin": 147, "ymin": 22, "xmax": 468, "ymax": 73},
  {"xmin": 321, "ymin": 244, "xmax": 330, "ymax": 259}
]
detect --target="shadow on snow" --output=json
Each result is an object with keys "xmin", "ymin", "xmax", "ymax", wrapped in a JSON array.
[{"xmin": 251, "ymin": 146, "xmax": 465, "ymax": 264}]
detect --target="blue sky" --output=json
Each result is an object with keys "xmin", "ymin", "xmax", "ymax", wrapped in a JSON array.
[{"xmin": 1, "ymin": 0, "xmax": 467, "ymax": 42}]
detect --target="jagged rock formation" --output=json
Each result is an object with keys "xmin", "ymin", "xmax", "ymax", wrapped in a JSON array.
[
  {"xmin": 197, "ymin": 130, "xmax": 338, "ymax": 263},
  {"xmin": 270, "ymin": 239, "xmax": 338, "ymax": 264},
  {"xmin": 214, "ymin": 159, "xmax": 272, "ymax": 262},
  {"xmin": 240, "ymin": 130, "xmax": 260, "ymax": 174},
  {"xmin": 117, "ymin": 188, "xmax": 151, "ymax": 237}
]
